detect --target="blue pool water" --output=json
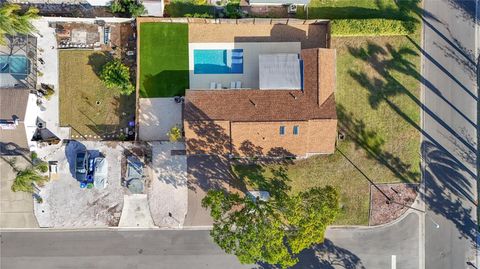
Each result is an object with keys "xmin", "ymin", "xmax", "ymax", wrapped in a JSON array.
[
  {"xmin": 0, "ymin": 55, "xmax": 30, "ymax": 75},
  {"xmin": 194, "ymin": 49, "xmax": 243, "ymax": 74}
]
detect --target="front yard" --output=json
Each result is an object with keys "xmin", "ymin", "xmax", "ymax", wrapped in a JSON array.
[
  {"xmin": 234, "ymin": 34, "xmax": 421, "ymax": 225},
  {"xmin": 59, "ymin": 50, "xmax": 135, "ymax": 139},
  {"xmin": 139, "ymin": 23, "xmax": 189, "ymax": 98}
]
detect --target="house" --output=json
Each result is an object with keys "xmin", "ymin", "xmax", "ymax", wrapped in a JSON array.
[
  {"xmin": 0, "ymin": 88, "xmax": 37, "ymax": 155},
  {"xmin": 183, "ymin": 25, "xmax": 337, "ymax": 158}
]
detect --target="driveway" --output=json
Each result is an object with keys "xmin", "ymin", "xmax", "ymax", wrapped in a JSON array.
[
  {"xmin": 147, "ymin": 142, "xmax": 187, "ymax": 228},
  {"xmin": 0, "ymin": 157, "xmax": 39, "ymax": 228},
  {"xmin": 184, "ymin": 155, "xmax": 239, "ymax": 227},
  {"xmin": 34, "ymin": 141, "xmax": 126, "ymax": 228}
]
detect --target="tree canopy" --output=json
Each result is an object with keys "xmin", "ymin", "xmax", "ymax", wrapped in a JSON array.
[
  {"xmin": 109, "ymin": 0, "xmax": 146, "ymax": 17},
  {"xmin": 100, "ymin": 59, "xmax": 135, "ymax": 95},
  {"xmin": 202, "ymin": 183, "xmax": 339, "ymax": 268},
  {"xmin": 0, "ymin": 4, "xmax": 38, "ymax": 44}
]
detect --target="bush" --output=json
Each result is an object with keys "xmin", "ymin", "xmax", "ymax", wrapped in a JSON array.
[
  {"xmin": 331, "ymin": 19, "xmax": 415, "ymax": 37},
  {"xmin": 165, "ymin": 0, "xmax": 215, "ymax": 17},
  {"xmin": 35, "ymin": 161, "xmax": 49, "ymax": 173},
  {"xmin": 109, "ymin": 0, "xmax": 146, "ymax": 17},
  {"xmin": 167, "ymin": 125, "xmax": 182, "ymax": 142},
  {"xmin": 100, "ymin": 59, "xmax": 135, "ymax": 96},
  {"xmin": 11, "ymin": 169, "xmax": 47, "ymax": 193}
]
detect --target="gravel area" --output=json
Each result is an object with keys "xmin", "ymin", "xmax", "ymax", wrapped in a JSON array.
[
  {"xmin": 34, "ymin": 141, "xmax": 139, "ymax": 228},
  {"xmin": 369, "ymin": 183, "xmax": 419, "ymax": 226}
]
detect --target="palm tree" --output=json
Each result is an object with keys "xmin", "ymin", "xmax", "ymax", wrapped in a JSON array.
[{"xmin": 0, "ymin": 4, "xmax": 39, "ymax": 44}]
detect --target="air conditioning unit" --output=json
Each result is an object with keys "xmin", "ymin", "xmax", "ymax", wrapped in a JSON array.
[{"xmin": 288, "ymin": 4, "xmax": 297, "ymax": 14}]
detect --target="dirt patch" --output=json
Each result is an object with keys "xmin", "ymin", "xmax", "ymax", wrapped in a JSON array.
[{"xmin": 369, "ymin": 183, "xmax": 418, "ymax": 226}]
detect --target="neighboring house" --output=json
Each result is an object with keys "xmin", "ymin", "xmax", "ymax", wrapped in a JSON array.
[
  {"xmin": 184, "ymin": 45, "xmax": 337, "ymax": 158},
  {"xmin": 0, "ymin": 88, "xmax": 37, "ymax": 155}
]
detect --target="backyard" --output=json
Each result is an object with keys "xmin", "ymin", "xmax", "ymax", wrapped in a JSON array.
[
  {"xmin": 59, "ymin": 50, "xmax": 135, "ymax": 139},
  {"xmin": 233, "ymin": 33, "xmax": 421, "ymax": 225},
  {"xmin": 139, "ymin": 23, "xmax": 189, "ymax": 98}
]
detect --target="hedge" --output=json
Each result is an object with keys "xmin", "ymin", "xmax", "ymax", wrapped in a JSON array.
[
  {"xmin": 331, "ymin": 19, "xmax": 416, "ymax": 37},
  {"xmin": 164, "ymin": 0, "xmax": 215, "ymax": 17}
]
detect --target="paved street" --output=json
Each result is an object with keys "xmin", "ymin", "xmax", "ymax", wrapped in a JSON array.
[
  {"xmin": 422, "ymin": 0, "xmax": 478, "ymax": 268},
  {"xmin": 1, "ymin": 212, "xmax": 419, "ymax": 269}
]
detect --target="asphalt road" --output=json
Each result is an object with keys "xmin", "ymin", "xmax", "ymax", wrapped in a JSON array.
[
  {"xmin": 0, "ymin": 212, "xmax": 419, "ymax": 269},
  {"xmin": 422, "ymin": 0, "xmax": 478, "ymax": 268}
]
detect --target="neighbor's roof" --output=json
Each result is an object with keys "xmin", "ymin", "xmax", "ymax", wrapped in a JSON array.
[
  {"xmin": 249, "ymin": 0, "xmax": 310, "ymax": 5},
  {"xmin": 0, "ymin": 88, "xmax": 29, "ymax": 121},
  {"xmin": 184, "ymin": 48, "xmax": 336, "ymax": 122}
]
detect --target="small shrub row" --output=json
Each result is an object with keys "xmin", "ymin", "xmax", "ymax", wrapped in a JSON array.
[{"xmin": 331, "ymin": 19, "xmax": 415, "ymax": 37}]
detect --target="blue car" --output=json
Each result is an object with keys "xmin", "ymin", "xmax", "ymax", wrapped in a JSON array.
[{"xmin": 75, "ymin": 151, "xmax": 89, "ymax": 182}]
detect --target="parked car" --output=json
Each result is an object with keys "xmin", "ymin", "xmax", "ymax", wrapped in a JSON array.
[
  {"xmin": 93, "ymin": 157, "xmax": 108, "ymax": 189},
  {"xmin": 75, "ymin": 151, "xmax": 89, "ymax": 182}
]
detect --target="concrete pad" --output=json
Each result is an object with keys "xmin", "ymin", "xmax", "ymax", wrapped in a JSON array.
[
  {"xmin": 0, "ymin": 157, "xmax": 39, "ymax": 228},
  {"xmin": 118, "ymin": 194, "xmax": 155, "ymax": 228},
  {"xmin": 147, "ymin": 142, "xmax": 187, "ymax": 228},
  {"xmin": 138, "ymin": 98, "xmax": 182, "ymax": 141}
]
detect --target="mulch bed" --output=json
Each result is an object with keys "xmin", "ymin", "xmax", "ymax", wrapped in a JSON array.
[{"xmin": 369, "ymin": 183, "xmax": 419, "ymax": 226}]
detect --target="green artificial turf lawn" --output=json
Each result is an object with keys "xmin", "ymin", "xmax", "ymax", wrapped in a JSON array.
[{"xmin": 139, "ymin": 23, "xmax": 189, "ymax": 98}]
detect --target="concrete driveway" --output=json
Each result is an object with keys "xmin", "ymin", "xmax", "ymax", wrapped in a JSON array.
[
  {"xmin": 147, "ymin": 142, "xmax": 187, "ymax": 228},
  {"xmin": 0, "ymin": 157, "xmax": 38, "ymax": 228},
  {"xmin": 184, "ymin": 155, "xmax": 239, "ymax": 227}
]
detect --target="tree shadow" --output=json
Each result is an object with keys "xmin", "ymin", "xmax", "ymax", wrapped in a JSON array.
[
  {"xmin": 142, "ymin": 71, "xmax": 188, "ymax": 98},
  {"xmin": 337, "ymin": 104, "xmax": 420, "ymax": 183},
  {"xmin": 87, "ymin": 51, "xmax": 112, "ymax": 77},
  {"xmin": 257, "ymin": 239, "xmax": 365, "ymax": 269}
]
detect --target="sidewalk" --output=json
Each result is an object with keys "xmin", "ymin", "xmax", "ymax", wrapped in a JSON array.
[{"xmin": 0, "ymin": 157, "xmax": 39, "ymax": 228}]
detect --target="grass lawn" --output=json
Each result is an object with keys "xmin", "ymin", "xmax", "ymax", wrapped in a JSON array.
[
  {"xmin": 296, "ymin": 0, "xmax": 419, "ymax": 20},
  {"xmin": 59, "ymin": 50, "xmax": 135, "ymax": 139},
  {"xmin": 233, "ymin": 33, "xmax": 421, "ymax": 225},
  {"xmin": 139, "ymin": 23, "xmax": 189, "ymax": 98}
]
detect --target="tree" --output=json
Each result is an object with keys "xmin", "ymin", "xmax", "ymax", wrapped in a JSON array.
[
  {"xmin": 0, "ymin": 4, "xmax": 38, "ymax": 45},
  {"xmin": 100, "ymin": 59, "xmax": 135, "ymax": 95},
  {"xmin": 109, "ymin": 0, "xmax": 146, "ymax": 17},
  {"xmin": 202, "ymin": 185, "xmax": 340, "ymax": 268},
  {"xmin": 11, "ymin": 168, "xmax": 47, "ymax": 193}
]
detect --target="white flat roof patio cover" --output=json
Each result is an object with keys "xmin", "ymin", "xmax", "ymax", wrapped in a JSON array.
[{"xmin": 259, "ymin": 53, "xmax": 301, "ymax": 90}]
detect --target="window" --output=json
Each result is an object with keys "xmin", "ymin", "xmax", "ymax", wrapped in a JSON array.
[
  {"xmin": 293, "ymin": 125, "xmax": 299, "ymax": 135},
  {"xmin": 279, "ymin": 126, "xmax": 285, "ymax": 135}
]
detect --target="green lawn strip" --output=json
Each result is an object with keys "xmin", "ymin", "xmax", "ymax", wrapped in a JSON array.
[
  {"xmin": 139, "ymin": 23, "xmax": 189, "ymax": 98},
  {"xmin": 164, "ymin": 0, "xmax": 215, "ymax": 17}
]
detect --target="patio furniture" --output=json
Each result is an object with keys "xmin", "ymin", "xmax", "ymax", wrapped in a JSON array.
[
  {"xmin": 216, "ymin": 83, "xmax": 222, "ymax": 89},
  {"xmin": 230, "ymin": 81, "xmax": 236, "ymax": 88},
  {"xmin": 210, "ymin": 82, "xmax": 216, "ymax": 89},
  {"xmin": 235, "ymin": 81, "xmax": 242, "ymax": 88}
]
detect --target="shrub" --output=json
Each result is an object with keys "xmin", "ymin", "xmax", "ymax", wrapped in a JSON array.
[
  {"xmin": 11, "ymin": 169, "xmax": 47, "ymax": 193},
  {"xmin": 30, "ymin": 151, "xmax": 38, "ymax": 160},
  {"xmin": 100, "ymin": 59, "xmax": 135, "ymax": 96},
  {"xmin": 35, "ymin": 161, "xmax": 49, "ymax": 173},
  {"xmin": 185, "ymin": 12, "xmax": 214, "ymax": 18},
  {"xmin": 331, "ymin": 19, "xmax": 415, "ymax": 37},
  {"xmin": 167, "ymin": 125, "xmax": 182, "ymax": 142},
  {"xmin": 165, "ymin": 0, "xmax": 215, "ymax": 17},
  {"xmin": 109, "ymin": 0, "xmax": 146, "ymax": 17}
]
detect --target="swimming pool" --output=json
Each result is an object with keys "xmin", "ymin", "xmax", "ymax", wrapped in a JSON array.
[
  {"xmin": 194, "ymin": 49, "xmax": 243, "ymax": 74},
  {"xmin": 0, "ymin": 55, "xmax": 30, "ymax": 75}
]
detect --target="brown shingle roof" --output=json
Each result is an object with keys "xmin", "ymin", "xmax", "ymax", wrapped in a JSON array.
[
  {"xmin": 0, "ymin": 88, "xmax": 29, "ymax": 121},
  {"xmin": 184, "ymin": 48, "xmax": 337, "ymax": 122}
]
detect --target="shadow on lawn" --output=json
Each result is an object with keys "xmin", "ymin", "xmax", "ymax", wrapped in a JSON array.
[
  {"xmin": 142, "ymin": 71, "xmax": 188, "ymax": 97},
  {"xmin": 87, "ymin": 52, "xmax": 112, "ymax": 76},
  {"xmin": 347, "ymin": 34, "xmax": 478, "ymax": 244}
]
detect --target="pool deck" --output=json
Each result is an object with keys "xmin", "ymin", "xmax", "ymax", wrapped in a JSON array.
[{"xmin": 188, "ymin": 42, "xmax": 301, "ymax": 90}]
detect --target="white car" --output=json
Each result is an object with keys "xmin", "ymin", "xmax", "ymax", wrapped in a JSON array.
[{"xmin": 93, "ymin": 157, "xmax": 108, "ymax": 189}]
